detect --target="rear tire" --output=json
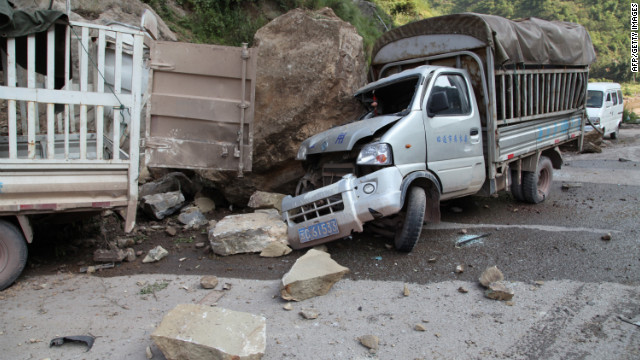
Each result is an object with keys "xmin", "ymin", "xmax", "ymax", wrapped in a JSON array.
[
  {"xmin": 0, "ymin": 220, "xmax": 28, "ymax": 290},
  {"xmin": 510, "ymin": 170, "xmax": 525, "ymax": 202},
  {"xmin": 523, "ymin": 156, "xmax": 553, "ymax": 204},
  {"xmin": 394, "ymin": 186, "xmax": 426, "ymax": 252},
  {"xmin": 610, "ymin": 123, "xmax": 620, "ymax": 139}
]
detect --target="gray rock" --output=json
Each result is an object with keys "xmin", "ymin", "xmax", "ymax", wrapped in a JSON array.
[
  {"xmin": 143, "ymin": 246, "xmax": 169, "ymax": 263},
  {"xmin": 124, "ymin": 248, "xmax": 136, "ymax": 262},
  {"xmin": 259, "ymin": 241, "xmax": 292, "ymax": 258},
  {"xmin": 200, "ymin": 276, "xmax": 219, "ymax": 289},
  {"xmin": 194, "ymin": 197, "xmax": 216, "ymax": 213},
  {"xmin": 479, "ymin": 266, "xmax": 504, "ymax": 287},
  {"xmin": 178, "ymin": 206, "xmax": 209, "ymax": 229},
  {"xmin": 93, "ymin": 249, "xmax": 126, "ymax": 263},
  {"xmin": 280, "ymin": 249, "xmax": 349, "ymax": 301},
  {"xmin": 165, "ymin": 226, "xmax": 177, "ymax": 237},
  {"xmin": 117, "ymin": 237, "xmax": 135, "ymax": 248},
  {"xmin": 152, "ymin": 304, "xmax": 266, "ymax": 360},
  {"xmin": 485, "ymin": 281, "xmax": 515, "ymax": 301},
  {"xmin": 141, "ymin": 191, "xmax": 185, "ymax": 220},
  {"xmin": 209, "ymin": 212, "xmax": 288, "ymax": 256},
  {"xmin": 139, "ymin": 172, "xmax": 197, "ymax": 199},
  {"xmin": 247, "ymin": 191, "xmax": 286, "ymax": 212}
]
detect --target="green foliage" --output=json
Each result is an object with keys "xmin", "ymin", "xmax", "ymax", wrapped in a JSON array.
[
  {"xmin": 139, "ymin": 281, "xmax": 169, "ymax": 295},
  {"xmin": 622, "ymin": 82, "xmax": 640, "ymax": 97},
  {"xmin": 623, "ymin": 108, "xmax": 640, "ymax": 124},
  {"xmin": 174, "ymin": 236, "xmax": 195, "ymax": 244}
]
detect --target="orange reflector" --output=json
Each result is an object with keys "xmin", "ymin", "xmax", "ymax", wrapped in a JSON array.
[
  {"xmin": 405, "ymin": 144, "xmax": 412, "ymax": 148},
  {"xmin": 376, "ymin": 154, "xmax": 387, "ymax": 163}
]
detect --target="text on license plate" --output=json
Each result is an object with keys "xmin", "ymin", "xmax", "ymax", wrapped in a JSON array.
[{"xmin": 298, "ymin": 219, "xmax": 339, "ymax": 243}]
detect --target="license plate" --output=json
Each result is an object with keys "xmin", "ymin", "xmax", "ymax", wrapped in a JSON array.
[{"xmin": 298, "ymin": 219, "xmax": 339, "ymax": 244}]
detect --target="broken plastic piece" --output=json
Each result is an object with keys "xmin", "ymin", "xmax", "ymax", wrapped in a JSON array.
[
  {"xmin": 50, "ymin": 335, "xmax": 95, "ymax": 352},
  {"xmin": 455, "ymin": 233, "xmax": 490, "ymax": 248}
]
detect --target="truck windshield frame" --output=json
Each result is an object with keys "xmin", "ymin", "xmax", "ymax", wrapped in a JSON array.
[{"xmin": 357, "ymin": 75, "xmax": 422, "ymax": 118}]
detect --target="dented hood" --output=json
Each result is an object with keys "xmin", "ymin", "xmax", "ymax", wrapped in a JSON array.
[{"xmin": 300, "ymin": 115, "xmax": 401, "ymax": 156}]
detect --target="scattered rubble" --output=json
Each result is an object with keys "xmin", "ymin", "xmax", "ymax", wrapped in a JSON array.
[
  {"xmin": 414, "ymin": 324, "xmax": 426, "ymax": 331},
  {"xmin": 165, "ymin": 227, "xmax": 177, "ymax": 236},
  {"xmin": 458, "ymin": 286, "xmax": 469, "ymax": 294},
  {"xmin": 562, "ymin": 182, "xmax": 583, "ymax": 190},
  {"xmin": 403, "ymin": 284, "xmax": 410, "ymax": 297},
  {"xmin": 280, "ymin": 249, "xmax": 349, "ymax": 301},
  {"xmin": 142, "ymin": 246, "xmax": 169, "ymax": 263},
  {"xmin": 455, "ymin": 265, "xmax": 464, "ymax": 273},
  {"xmin": 247, "ymin": 191, "xmax": 286, "ymax": 212},
  {"xmin": 178, "ymin": 206, "xmax": 209, "ymax": 229},
  {"xmin": 259, "ymin": 241, "xmax": 292, "ymax": 257},
  {"xmin": 116, "ymin": 237, "xmax": 135, "ymax": 248},
  {"xmin": 139, "ymin": 172, "xmax": 198, "ymax": 199},
  {"xmin": 283, "ymin": 303, "xmax": 293, "ymax": 311},
  {"xmin": 209, "ymin": 212, "xmax": 288, "ymax": 256},
  {"xmin": 93, "ymin": 249, "xmax": 126, "ymax": 263},
  {"xmin": 141, "ymin": 191, "xmax": 185, "ymax": 220},
  {"xmin": 601, "ymin": 233, "xmax": 612, "ymax": 241},
  {"xmin": 152, "ymin": 305, "xmax": 266, "ymax": 360},
  {"xmin": 124, "ymin": 248, "xmax": 136, "ymax": 262},
  {"xmin": 479, "ymin": 266, "xmax": 514, "ymax": 301},
  {"xmin": 200, "ymin": 276, "xmax": 219, "ymax": 289}
]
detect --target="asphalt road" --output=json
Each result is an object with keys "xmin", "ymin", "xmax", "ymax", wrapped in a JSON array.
[{"xmin": 2, "ymin": 125, "xmax": 639, "ymax": 360}]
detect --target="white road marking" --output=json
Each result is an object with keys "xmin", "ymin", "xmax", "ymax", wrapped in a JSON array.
[{"xmin": 427, "ymin": 221, "xmax": 621, "ymax": 234}]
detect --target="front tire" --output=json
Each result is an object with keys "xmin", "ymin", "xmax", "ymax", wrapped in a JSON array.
[
  {"xmin": 394, "ymin": 186, "xmax": 426, "ymax": 252},
  {"xmin": 523, "ymin": 156, "xmax": 553, "ymax": 204},
  {"xmin": 0, "ymin": 220, "xmax": 28, "ymax": 290}
]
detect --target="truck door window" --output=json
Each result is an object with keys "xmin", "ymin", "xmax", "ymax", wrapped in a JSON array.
[
  {"xmin": 427, "ymin": 74, "xmax": 470, "ymax": 117},
  {"xmin": 617, "ymin": 90, "xmax": 624, "ymax": 103},
  {"xmin": 612, "ymin": 91, "xmax": 618, "ymax": 105}
]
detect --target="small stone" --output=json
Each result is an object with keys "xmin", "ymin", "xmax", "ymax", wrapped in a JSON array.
[
  {"xmin": 194, "ymin": 197, "xmax": 216, "ymax": 213},
  {"xmin": 222, "ymin": 283, "xmax": 232, "ymax": 290},
  {"xmin": 427, "ymin": 257, "xmax": 437, "ymax": 263},
  {"xmin": 283, "ymin": 303, "xmax": 293, "ymax": 311},
  {"xmin": 200, "ymin": 276, "xmax": 219, "ymax": 289},
  {"xmin": 358, "ymin": 335, "xmax": 379, "ymax": 351},
  {"xmin": 165, "ymin": 227, "xmax": 177, "ymax": 237},
  {"xmin": 178, "ymin": 207, "xmax": 209, "ymax": 229},
  {"xmin": 601, "ymin": 233, "xmax": 612, "ymax": 241},
  {"xmin": 506, "ymin": 301, "xmax": 515, "ymax": 306},
  {"xmin": 280, "ymin": 249, "xmax": 348, "ymax": 301},
  {"xmin": 459, "ymin": 229, "xmax": 468, "ymax": 234},
  {"xmin": 485, "ymin": 281, "xmax": 515, "ymax": 301},
  {"xmin": 414, "ymin": 324, "xmax": 426, "ymax": 331},
  {"xmin": 93, "ymin": 249, "xmax": 126, "ymax": 263},
  {"xmin": 403, "ymin": 284, "xmax": 410, "ymax": 297},
  {"xmin": 260, "ymin": 241, "xmax": 292, "ymax": 257},
  {"xmin": 458, "ymin": 286, "xmax": 469, "ymax": 294},
  {"xmin": 195, "ymin": 242, "xmax": 206, "ymax": 249},
  {"xmin": 142, "ymin": 246, "xmax": 169, "ymax": 263},
  {"xmin": 86, "ymin": 266, "xmax": 96, "ymax": 274},
  {"xmin": 562, "ymin": 182, "xmax": 583, "ymax": 189},
  {"xmin": 534, "ymin": 280, "xmax": 545, "ymax": 286},
  {"xmin": 117, "ymin": 237, "xmax": 135, "ymax": 248},
  {"xmin": 299, "ymin": 309, "xmax": 319, "ymax": 320},
  {"xmin": 455, "ymin": 265, "xmax": 464, "ymax": 273},
  {"xmin": 124, "ymin": 248, "xmax": 136, "ymax": 262},
  {"xmin": 146, "ymin": 346, "xmax": 153, "ymax": 359},
  {"xmin": 479, "ymin": 266, "xmax": 504, "ymax": 287},
  {"xmin": 136, "ymin": 250, "xmax": 144, "ymax": 257}
]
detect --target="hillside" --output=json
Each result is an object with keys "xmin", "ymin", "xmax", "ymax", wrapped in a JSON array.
[{"xmin": 144, "ymin": 0, "xmax": 633, "ymax": 84}]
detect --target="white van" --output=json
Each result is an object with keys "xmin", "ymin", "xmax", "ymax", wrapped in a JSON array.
[{"xmin": 586, "ymin": 82, "xmax": 624, "ymax": 139}]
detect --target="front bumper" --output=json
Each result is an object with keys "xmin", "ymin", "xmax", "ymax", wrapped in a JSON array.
[{"xmin": 281, "ymin": 167, "xmax": 404, "ymax": 249}]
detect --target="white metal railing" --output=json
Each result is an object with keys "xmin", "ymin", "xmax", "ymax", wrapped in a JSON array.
[{"xmin": 0, "ymin": 20, "xmax": 144, "ymax": 231}]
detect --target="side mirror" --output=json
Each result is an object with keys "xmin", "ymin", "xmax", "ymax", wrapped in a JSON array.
[{"xmin": 427, "ymin": 92, "xmax": 449, "ymax": 117}]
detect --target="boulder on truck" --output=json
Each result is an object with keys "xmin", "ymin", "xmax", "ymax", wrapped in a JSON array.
[
  {"xmin": 0, "ymin": 3, "xmax": 256, "ymax": 290},
  {"xmin": 281, "ymin": 13, "xmax": 596, "ymax": 251}
]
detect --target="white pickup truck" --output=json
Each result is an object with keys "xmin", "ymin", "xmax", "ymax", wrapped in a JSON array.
[{"xmin": 281, "ymin": 13, "xmax": 595, "ymax": 251}]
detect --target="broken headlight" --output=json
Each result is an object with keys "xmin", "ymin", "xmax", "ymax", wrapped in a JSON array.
[{"xmin": 357, "ymin": 143, "xmax": 392, "ymax": 166}]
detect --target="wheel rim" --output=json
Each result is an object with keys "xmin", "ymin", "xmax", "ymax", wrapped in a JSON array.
[{"xmin": 537, "ymin": 166, "xmax": 551, "ymax": 198}]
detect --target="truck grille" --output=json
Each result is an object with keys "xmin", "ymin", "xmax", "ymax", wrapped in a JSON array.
[{"xmin": 287, "ymin": 195, "xmax": 344, "ymax": 224}]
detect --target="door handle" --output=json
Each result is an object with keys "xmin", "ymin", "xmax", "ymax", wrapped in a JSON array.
[{"xmin": 470, "ymin": 128, "xmax": 479, "ymax": 136}]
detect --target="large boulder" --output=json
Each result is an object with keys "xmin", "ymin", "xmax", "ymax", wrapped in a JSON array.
[
  {"xmin": 199, "ymin": 7, "xmax": 368, "ymax": 204},
  {"xmin": 209, "ymin": 212, "xmax": 288, "ymax": 256}
]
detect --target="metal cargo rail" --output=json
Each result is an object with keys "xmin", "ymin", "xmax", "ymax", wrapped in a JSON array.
[{"xmin": 0, "ymin": 20, "xmax": 144, "ymax": 232}]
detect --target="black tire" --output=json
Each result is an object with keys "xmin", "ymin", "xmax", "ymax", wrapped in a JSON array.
[
  {"xmin": 394, "ymin": 186, "xmax": 426, "ymax": 252},
  {"xmin": 523, "ymin": 156, "xmax": 553, "ymax": 204},
  {"xmin": 510, "ymin": 170, "xmax": 525, "ymax": 202},
  {"xmin": 610, "ymin": 123, "xmax": 620, "ymax": 139},
  {"xmin": 0, "ymin": 220, "xmax": 28, "ymax": 291}
]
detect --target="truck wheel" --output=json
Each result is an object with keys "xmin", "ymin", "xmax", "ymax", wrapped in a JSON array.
[
  {"xmin": 0, "ymin": 220, "xmax": 28, "ymax": 290},
  {"xmin": 523, "ymin": 156, "xmax": 553, "ymax": 204},
  {"xmin": 510, "ymin": 170, "xmax": 525, "ymax": 202},
  {"xmin": 394, "ymin": 186, "xmax": 426, "ymax": 252}
]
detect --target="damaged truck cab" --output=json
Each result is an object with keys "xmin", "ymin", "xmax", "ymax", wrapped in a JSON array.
[{"xmin": 282, "ymin": 13, "xmax": 595, "ymax": 252}]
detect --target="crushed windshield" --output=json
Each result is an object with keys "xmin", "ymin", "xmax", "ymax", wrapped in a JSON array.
[
  {"xmin": 356, "ymin": 76, "xmax": 420, "ymax": 118},
  {"xmin": 587, "ymin": 90, "xmax": 603, "ymax": 108}
]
